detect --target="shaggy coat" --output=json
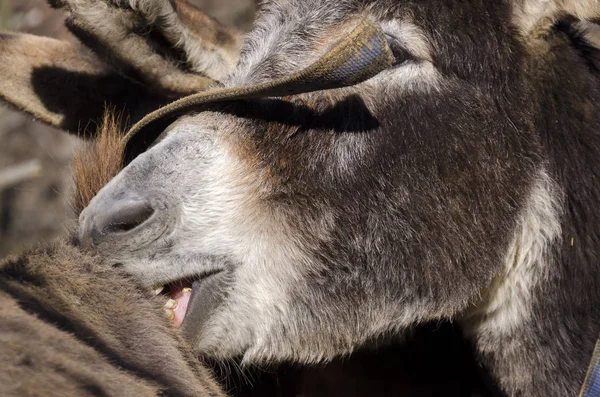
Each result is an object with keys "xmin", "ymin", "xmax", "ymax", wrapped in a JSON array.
[
  {"xmin": 0, "ymin": 240, "xmax": 225, "ymax": 397},
  {"xmin": 0, "ymin": 1, "xmax": 599, "ymax": 396}
]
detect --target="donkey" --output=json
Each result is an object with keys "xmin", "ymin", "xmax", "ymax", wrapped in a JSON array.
[
  {"xmin": 1, "ymin": 0, "xmax": 599, "ymax": 396},
  {"xmin": 1, "ymin": 117, "xmax": 493, "ymax": 397},
  {"xmin": 0, "ymin": 4, "xmax": 490, "ymax": 394}
]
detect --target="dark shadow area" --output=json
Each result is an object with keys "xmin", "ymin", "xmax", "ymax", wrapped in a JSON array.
[
  {"xmin": 229, "ymin": 95, "xmax": 380, "ymax": 133},
  {"xmin": 31, "ymin": 66, "xmax": 169, "ymax": 135},
  {"xmin": 124, "ymin": 94, "xmax": 380, "ymax": 164},
  {"xmin": 210, "ymin": 322, "xmax": 505, "ymax": 397}
]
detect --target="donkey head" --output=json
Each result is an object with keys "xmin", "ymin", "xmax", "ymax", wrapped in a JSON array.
[{"xmin": 2, "ymin": 1, "xmax": 599, "ymax": 392}]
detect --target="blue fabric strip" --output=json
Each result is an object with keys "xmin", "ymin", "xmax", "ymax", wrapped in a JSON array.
[
  {"xmin": 582, "ymin": 340, "xmax": 600, "ymax": 397},
  {"xmin": 582, "ymin": 361, "xmax": 600, "ymax": 397},
  {"xmin": 329, "ymin": 33, "xmax": 386, "ymax": 82}
]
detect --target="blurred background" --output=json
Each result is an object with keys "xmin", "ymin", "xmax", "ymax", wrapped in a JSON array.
[{"xmin": 0, "ymin": 0, "xmax": 255, "ymax": 257}]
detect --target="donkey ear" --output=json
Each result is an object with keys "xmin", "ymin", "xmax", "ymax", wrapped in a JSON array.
[
  {"xmin": 51, "ymin": 0, "xmax": 242, "ymax": 90},
  {"xmin": 0, "ymin": 32, "xmax": 165, "ymax": 134},
  {"xmin": 514, "ymin": 0, "xmax": 600, "ymax": 34},
  {"xmin": 166, "ymin": 0, "xmax": 245, "ymax": 79}
]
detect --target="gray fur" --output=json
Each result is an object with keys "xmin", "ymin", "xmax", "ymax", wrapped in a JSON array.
[
  {"xmin": 80, "ymin": 1, "xmax": 600, "ymax": 395},
  {"xmin": 1, "ymin": 0, "xmax": 599, "ymax": 396}
]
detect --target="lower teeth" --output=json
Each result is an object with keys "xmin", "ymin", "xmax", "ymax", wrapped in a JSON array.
[{"xmin": 164, "ymin": 308, "xmax": 175, "ymax": 321}]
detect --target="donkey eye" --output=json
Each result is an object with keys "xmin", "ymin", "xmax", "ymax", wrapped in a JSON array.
[{"xmin": 385, "ymin": 34, "xmax": 413, "ymax": 66}]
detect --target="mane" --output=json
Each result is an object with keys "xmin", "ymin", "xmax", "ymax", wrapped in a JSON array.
[{"xmin": 72, "ymin": 111, "xmax": 126, "ymax": 215}]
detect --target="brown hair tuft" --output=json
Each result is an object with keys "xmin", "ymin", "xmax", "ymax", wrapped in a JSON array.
[{"xmin": 72, "ymin": 111, "xmax": 126, "ymax": 214}]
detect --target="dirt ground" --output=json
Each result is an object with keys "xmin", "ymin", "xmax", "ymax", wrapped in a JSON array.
[{"xmin": 0, "ymin": 0, "xmax": 255, "ymax": 257}]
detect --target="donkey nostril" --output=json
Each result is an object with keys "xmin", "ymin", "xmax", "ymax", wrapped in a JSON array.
[
  {"xmin": 98, "ymin": 201, "xmax": 155, "ymax": 235},
  {"xmin": 79, "ymin": 199, "xmax": 161, "ymax": 248}
]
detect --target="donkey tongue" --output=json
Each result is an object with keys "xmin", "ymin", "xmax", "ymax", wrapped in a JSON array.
[{"xmin": 170, "ymin": 285, "xmax": 192, "ymax": 328}]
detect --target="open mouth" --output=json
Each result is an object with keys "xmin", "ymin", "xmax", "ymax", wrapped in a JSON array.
[{"xmin": 155, "ymin": 270, "xmax": 223, "ymax": 328}]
